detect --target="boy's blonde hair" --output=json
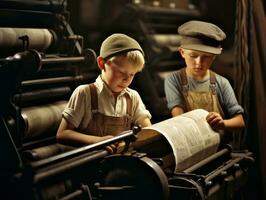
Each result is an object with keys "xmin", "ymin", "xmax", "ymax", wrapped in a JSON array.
[{"xmin": 108, "ymin": 50, "xmax": 145, "ymax": 70}]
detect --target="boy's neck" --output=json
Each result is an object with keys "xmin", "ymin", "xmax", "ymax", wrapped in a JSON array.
[
  {"xmin": 112, "ymin": 91, "xmax": 120, "ymax": 99},
  {"xmin": 186, "ymin": 68, "xmax": 210, "ymax": 81},
  {"xmin": 100, "ymin": 76, "xmax": 122, "ymax": 98}
]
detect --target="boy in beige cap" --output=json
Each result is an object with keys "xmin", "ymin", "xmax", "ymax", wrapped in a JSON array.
[
  {"xmin": 164, "ymin": 20, "xmax": 245, "ymax": 133},
  {"xmin": 57, "ymin": 34, "xmax": 151, "ymax": 151}
]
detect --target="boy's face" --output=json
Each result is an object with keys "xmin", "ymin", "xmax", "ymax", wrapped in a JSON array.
[
  {"xmin": 179, "ymin": 48, "xmax": 216, "ymax": 78},
  {"xmin": 101, "ymin": 56, "xmax": 143, "ymax": 94}
]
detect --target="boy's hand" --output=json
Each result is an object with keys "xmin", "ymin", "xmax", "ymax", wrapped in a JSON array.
[
  {"xmin": 206, "ymin": 112, "xmax": 225, "ymax": 131},
  {"xmin": 99, "ymin": 135, "xmax": 126, "ymax": 154},
  {"xmin": 115, "ymin": 141, "xmax": 126, "ymax": 153},
  {"xmin": 105, "ymin": 144, "xmax": 117, "ymax": 154},
  {"xmin": 105, "ymin": 141, "xmax": 126, "ymax": 154}
]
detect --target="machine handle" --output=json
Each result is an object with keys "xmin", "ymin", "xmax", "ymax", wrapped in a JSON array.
[{"xmin": 29, "ymin": 127, "xmax": 140, "ymax": 170}]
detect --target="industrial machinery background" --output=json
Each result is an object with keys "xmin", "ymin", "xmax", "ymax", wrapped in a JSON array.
[{"xmin": 0, "ymin": 1, "xmax": 253, "ymax": 200}]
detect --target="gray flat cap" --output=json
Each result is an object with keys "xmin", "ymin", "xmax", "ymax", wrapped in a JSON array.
[
  {"xmin": 178, "ymin": 20, "xmax": 226, "ymax": 54},
  {"xmin": 100, "ymin": 33, "xmax": 144, "ymax": 59}
]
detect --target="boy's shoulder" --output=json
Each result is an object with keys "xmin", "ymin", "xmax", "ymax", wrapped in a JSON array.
[
  {"xmin": 211, "ymin": 71, "xmax": 230, "ymax": 85},
  {"xmin": 165, "ymin": 68, "xmax": 183, "ymax": 82},
  {"xmin": 125, "ymin": 87, "xmax": 138, "ymax": 95},
  {"xmin": 125, "ymin": 87, "xmax": 141, "ymax": 99},
  {"xmin": 73, "ymin": 84, "xmax": 91, "ymax": 95},
  {"xmin": 76, "ymin": 84, "xmax": 90, "ymax": 90}
]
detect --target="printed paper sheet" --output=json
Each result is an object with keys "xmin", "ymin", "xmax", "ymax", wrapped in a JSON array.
[{"xmin": 139, "ymin": 109, "xmax": 220, "ymax": 172}]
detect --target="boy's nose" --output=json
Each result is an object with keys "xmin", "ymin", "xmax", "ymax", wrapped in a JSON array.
[
  {"xmin": 195, "ymin": 57, "xmax": 203, "ymax": 64},
  {"xmin": 122, "ymin": 72, "xmax": 133, "ymax": 81},
  {"xmin": 123, "ymin": 75, "xmax": 131, "ymax": 81}
]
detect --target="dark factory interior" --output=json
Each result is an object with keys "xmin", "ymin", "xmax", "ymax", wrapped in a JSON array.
[{"xmin": 0, "ymin": 0, "xmax": 265, "ymax": 199}]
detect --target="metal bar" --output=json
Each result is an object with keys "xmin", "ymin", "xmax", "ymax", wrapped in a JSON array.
[
  {"xmin": 0, "ymin": 1, "xmax": 64, "ymax": 12},
  {"xmin": 58, "ymin": 189, "xmax": 83, "ymax": 200},
  {"xmin": 184, "ymin": 148, "xmax": 230, "ymax": 173},
  {"xmin": 21, "ymin": 136, "xmax": 55, "ymax": 150},
  {"xmin": 205, "ymin": 157, "xmax": 243, "ymax": 182},
  {"xmin": 42, "ymin": 56, "xmax": 85, "ymax": 64},
  {"xmin": 62, "ymin": 20, "xmax": 82, "ymax": 55},
  {"xmin": 34, "ymin": 150, "xmax": 108, "ymax": 183},
  {"xmin": 30, "ymin": 130, "xmax": 137, "ymax": 170},
  {"xmin": 14, "ymin": 86, "xmax": 71, "ymax": 102},
  {"xmin": 58, "ymin": 189, "xmax": 84, "ymax": 200},
  {"xmin": 22, "ymin": 75, "xmax": 86, "ymax": 86}
]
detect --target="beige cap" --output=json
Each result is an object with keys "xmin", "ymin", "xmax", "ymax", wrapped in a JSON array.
[
  {"xmin": 178, "ymin": 20, "xmax": 226, "ymax": 54},
  {"xmin": 100, "ymin": 33, "xmax": 144, "ymax": 59}
]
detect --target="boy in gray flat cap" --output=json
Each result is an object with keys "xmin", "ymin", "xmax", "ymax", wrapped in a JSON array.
[
  {"xmin": 57, "ymin": 33, "xmax": 151, "ymax": 152},
  {"xmin": 164, "ymin": 20, "xmax": 245, "ymax": 135}
]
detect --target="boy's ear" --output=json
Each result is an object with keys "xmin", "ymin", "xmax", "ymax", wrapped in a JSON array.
[
  {"xmin": 97, "ymin": 56, "xmax": 106, "ymax": 70},
  {"xmin": 178, "ymin": 48, "xmax": 185, "ymax": 58}
]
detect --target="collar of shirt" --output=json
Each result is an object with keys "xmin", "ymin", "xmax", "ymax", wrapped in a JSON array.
[{"xmin": 95, "ymin": 75, "xmax": 131, "ymax": 98}]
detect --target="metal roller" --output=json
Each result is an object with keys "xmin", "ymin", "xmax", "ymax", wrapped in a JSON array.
[
  {"xmin": 0, "ymin": 0, "xmax": 65, "ymax": 12},
  {"xmin": 22, "ymin": 143, "xmax": 75, "ymax": 161},
  {"xmin": 21, "ymin": 100, "xmax": 68, "ymax": 140},
  {"xmin": 14, "ymin": 87, "xmax": 71, "ymax": 105},
  {"xmin": 0, "ymin": 28, "xmax": 56, "ymax": 53}
]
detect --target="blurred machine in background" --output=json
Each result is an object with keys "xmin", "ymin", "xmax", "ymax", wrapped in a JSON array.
[{"xmin": 0, "ymin": 1, "xmax": 253, "ymax": 200}]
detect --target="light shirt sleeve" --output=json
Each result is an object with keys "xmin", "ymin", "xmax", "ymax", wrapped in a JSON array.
[
  {"xmin": 130, "ymin": 89, "xmax": 152, "ymax": 123},
  {"xmin": 216, "ymin": 75, "xmax": 244, "ymax": 117},
  {"xmin": 164, "ymin": 72, "xmax": 185, "ymax": 110},
  {"xmin": 62, "ymin": 85, "xmax": 92, "ymax": 128}
]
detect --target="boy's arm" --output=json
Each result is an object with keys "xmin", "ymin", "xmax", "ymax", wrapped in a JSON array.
[
  {"xmin": 171, "ymin": 106, "xmax": 185, "ymax": 117},
  {"xmin": 206, "ymin": 112, "xmax": 245, "ymax": 131},
  {"xmin": 136, "ymin": 117, "xmax": 152, "ymax": 127},
  {"xmin": 224, "ymin": 114, "xmax": 245, "ymax": 130}
]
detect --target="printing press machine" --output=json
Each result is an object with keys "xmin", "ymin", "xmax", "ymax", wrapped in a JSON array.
[{"xmin": 0, "ymin": 1, "xmax": 254, "ymax": 200}]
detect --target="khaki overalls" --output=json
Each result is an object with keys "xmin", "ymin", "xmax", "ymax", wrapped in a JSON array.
[
  {"xmin": 85, "ymin": 84, "xmax": 133, "ymax": 136},
  {"xmin": 180, "ymin": 68, "xmax": 224, "ymax": 118}
]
